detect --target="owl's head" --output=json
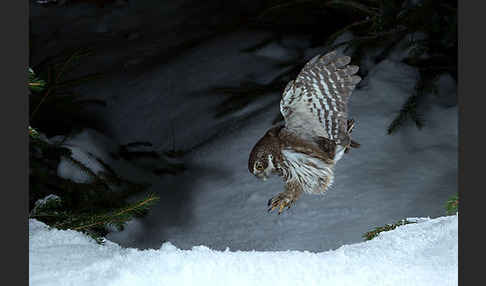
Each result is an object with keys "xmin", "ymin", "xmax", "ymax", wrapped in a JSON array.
[
  {"xmin": 248, "ymin": 128, "xmax": 281, "ymax": 180},
  {"xmin": 248, "ymin": 151, "xmax": 275, "ymax": 180}
]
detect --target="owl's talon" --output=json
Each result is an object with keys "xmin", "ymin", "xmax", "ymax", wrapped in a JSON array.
[{"xmin": 267, "ymin": 193, "xmax": 296, "ymax": 214}]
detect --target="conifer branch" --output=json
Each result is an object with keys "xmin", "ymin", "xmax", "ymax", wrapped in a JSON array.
[
  {"xmin": 363, "ymin": 219, "xmax": 416, "ymax": 240},
  {"xmin": 69, "ymin": 194, "xmax": 159, "ymax": 231},
  {"xmin": 387, "ymin": 92, "xmax": 422, "ymax": 135},
  {"xmin": 445, "ymin": 193, "xmax": 458, "ymax": 215},
  {"xmin": 29, "ymin": 48, "xmax": 103, "ymax": 122}
]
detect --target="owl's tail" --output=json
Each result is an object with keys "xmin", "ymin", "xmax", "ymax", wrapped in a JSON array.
[{"xmin": 344, "ymin": 119, "xmax": 360, "ymax": 153}]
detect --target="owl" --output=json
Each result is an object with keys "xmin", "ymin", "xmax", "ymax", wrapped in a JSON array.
[{"xmin": 248, "ymin": 50, "xmax": 361, "ymax": 214}]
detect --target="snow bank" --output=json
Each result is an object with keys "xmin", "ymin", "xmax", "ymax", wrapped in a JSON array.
[{"xmin": 29, "ymin": 215, "xmax": 457, "ymax": 286}]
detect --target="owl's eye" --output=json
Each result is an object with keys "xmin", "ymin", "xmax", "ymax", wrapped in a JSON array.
[{"xmin": 255, "ymin": 162, "xmax": 264, "ymax": 171}]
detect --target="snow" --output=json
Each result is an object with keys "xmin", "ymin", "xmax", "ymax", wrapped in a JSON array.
[
  {"xmin": 29, "ymin": 215, "xmax": 458, "ymax": 286},
  {"xmin": 57, "ymin": 145, "xmax": 107, "ymax": 183},
  {"xmin": 104, "ymin": 51, "xmax": 457, "ymax": 251},
  {"xmin": 31, "ymin": 195, "xmax": 62, "ymax": 215},
  {"xmin": 30, "ymin": 3, "xmax": 457, "ymax": 282},
  {"xmin": 33, "ymin": 30, "xmax": 458, "ymax": 252}
]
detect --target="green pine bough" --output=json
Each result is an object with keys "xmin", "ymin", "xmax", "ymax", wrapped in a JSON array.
[
  {"xmin": 29, "ymin": 49, "xmax": 105, "ymax": 137},
  {"xmin": 67, "ymin": 194, "xmax": 159, "ymax": 232},
  {"xmin": 363, "ymin": 219, "xmax": 416, "ymax": 241},
  {"xmin": 31, "ymin": 194, "xmax": 159, "ymax": 243},
  {"xmin": 445, "ymin": 193, "xmax": 458, "ymax": 215},
  {"xmin": 364, "ymin": 194, "xmax": 459, "ymax": 240},
  {"xmin": 28, "ymin": 67, "xmax": 47, "ymax": 93},
  {"xmin": 29, "ymin": 131, "xmax": 160, "ymax": 243},
  {"xmin": 28, "ymin": 65, "xmax": 160, "ymax": 243}
]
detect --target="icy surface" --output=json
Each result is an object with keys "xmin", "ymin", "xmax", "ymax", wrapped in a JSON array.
[{"xmin": 29, "ymin": 215, "xmax": 458, "ymax": 286}]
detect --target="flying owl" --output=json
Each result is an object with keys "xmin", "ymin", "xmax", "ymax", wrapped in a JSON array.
[{"xmin": 248, "ymin": 50, "xmax": 361, "ymax": 214}]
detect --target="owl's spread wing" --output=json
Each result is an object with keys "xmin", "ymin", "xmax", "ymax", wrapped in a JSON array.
[{"xmin": 280, "ymin": 50, "xmax": 361, "ymax": 146}]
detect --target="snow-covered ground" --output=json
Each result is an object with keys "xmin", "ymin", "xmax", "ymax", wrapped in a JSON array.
[
  {"xmin": 32, "ymin": 28, "xmax": 458, "ymax": 252},
  {"xmin": 29, "ymin": 215, "xmax": 458, "ymax": 286},
  {"xmin": 103, "ymin": 52, "xmax": 458, "ymax": 251}
]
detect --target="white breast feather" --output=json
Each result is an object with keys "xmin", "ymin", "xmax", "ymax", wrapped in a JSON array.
[{"xmin": 281, "ymin": 149, "xmax": 334, "ymax": 195}]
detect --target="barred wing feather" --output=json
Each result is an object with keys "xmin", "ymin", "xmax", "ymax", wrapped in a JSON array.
[{"xmin": 280, "ymin": 50, "xmax": 361, "ymax": 146}]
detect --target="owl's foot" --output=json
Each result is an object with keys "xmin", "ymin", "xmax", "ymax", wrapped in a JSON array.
[{"xmin": 267, "ymin": 192, "xmax": 298, "ymax": 215}]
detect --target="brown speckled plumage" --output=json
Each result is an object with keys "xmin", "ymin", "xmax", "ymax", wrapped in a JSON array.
[{"xmin": 248, "ymin": 50, "xmax": 361, "ymax": 214}]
